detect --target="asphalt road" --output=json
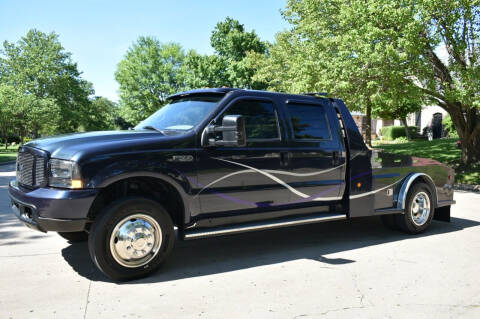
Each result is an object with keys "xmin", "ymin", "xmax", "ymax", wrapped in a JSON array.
[{"xmin": 1, "ymin": 162, "xmax": 479, "ymax": 319}]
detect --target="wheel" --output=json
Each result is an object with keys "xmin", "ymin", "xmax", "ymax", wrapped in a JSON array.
[
  {"xmin": 88, "ymin": 197, "xmax": 175, "ymax": 281},
  {"xmin": 395, "ymin": 183, "xmax": 434, "ymax": 234},
  {"xmin": 380, "ymin": 214, "xmax": 399, "ymax": 230},
  {"xmin": 58, "ymin": 231, "xmax": 88, "ymax": 242}
]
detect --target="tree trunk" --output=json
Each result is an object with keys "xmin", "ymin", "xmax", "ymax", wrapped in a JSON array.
[
  {"xmin": 449, "ymin": 107, "xmax": 480, "ymax": 166},
  {"xmin": 20, "ymin": 127, "xmax": 25, "ymax": 145},
  {"xmin": 460, "ymin": 132, "xmax": 480, "ymax": 165},
  {"xmin": 401, "ymin": 117, "xmax": 411, "ymax": 140},
  {"xmin": 3, "ymin": 129, "xmax": 7, "ymax": 150},
  {"xmin": 365, "ymin": 101, "xmax": 372, "ymax": 147}
]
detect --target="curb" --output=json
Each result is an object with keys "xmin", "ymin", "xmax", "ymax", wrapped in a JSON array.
[
  {"xmin": 0, "ymin": 160, "xmax": 16, "ymax": 167},
  {"xmin": 454, "ymin": 184, "xmax": 480, "ymax": 193}
]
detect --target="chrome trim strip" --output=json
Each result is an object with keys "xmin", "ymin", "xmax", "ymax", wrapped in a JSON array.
[
  {"xmin": 349, "ymin": 180, "xmax": 400, "ymax": 199},
  {"xmin": 183, "ymin": 213, "xmax": 346, "ymax": 240}
]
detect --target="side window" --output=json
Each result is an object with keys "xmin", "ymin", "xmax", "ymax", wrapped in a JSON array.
[
  {"xmin": 287, "ymin": 103, "xmax": 331, "ymax": 140},
  {"xmin": 221, "ymin": 99, "xmax": 280, "ymax": 140}
]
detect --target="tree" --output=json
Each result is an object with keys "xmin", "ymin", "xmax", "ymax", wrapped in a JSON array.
[
  {"xmin": 411, "ymin": 0, "xmax": 480, "ymax": 165},
  {"xmin": 210, "ymin": 17, "xmax": 268, "ymax": 89},
  {"xmin": 115, "ymin": 38, "xmax": 185, "ymax": 123},
  {"xmin": 257, "ymin": 0, "xmax": 480, "ymax": 163},
  {"xmin": 81, "ymin": 97, "xmax": 118, "ymax": 131},
  {"xmin": 181, "ymin": 50, "xmax": 230, "ymax": 88},
  {"xmin": 211, "ymin": 17, "xmax": 267, "ymax": 61},
  {"xmin": 0, "ymin": 29, "xmax": 93, "ymax": 136},
  {"xmin": 255, "ymin": 0, "xmax": 425, "ymax": 146},
  {"xmin": 0, "ymin": 84, "xmax": 17, "ymax": 149}
]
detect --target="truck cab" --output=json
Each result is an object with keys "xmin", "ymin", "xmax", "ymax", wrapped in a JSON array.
[{"xmin": 9, "ymin": 88, "xmax": 455, "ymax": 280}]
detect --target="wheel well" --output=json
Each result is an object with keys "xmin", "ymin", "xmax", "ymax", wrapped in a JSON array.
[
  {"xmin": 87, "ymin": 177, "xmax": 185, "ymax": 227},
  {"xmin": 400, "ymin": 174, "xmax": 438, "ymax": 210}
]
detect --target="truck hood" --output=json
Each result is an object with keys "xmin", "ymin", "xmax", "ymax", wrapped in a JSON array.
[{"xmin": 25, "ymin": 130, "xmax": 180, "ymax": 161}]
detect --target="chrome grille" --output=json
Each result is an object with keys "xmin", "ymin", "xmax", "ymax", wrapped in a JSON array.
[
  {"xmin": 35, "ymin": 157, "xmax": 46, "ymax": 186},
  {"xmin": 16, "ymin": 150, "xmax": 47, "ymax": 187}
]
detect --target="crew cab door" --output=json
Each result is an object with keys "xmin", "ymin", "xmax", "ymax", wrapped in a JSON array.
[
  {"xmin": 195, "ymin": 96, "xmax": 291, "ymax": 221},
  {"xmin": 282, "ymin": 99, "xmax": 346, "ymax": 211}
]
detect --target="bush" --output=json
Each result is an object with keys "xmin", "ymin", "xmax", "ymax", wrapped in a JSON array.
[
  {"xmin": 392, "ymin": 136, "xmax": 409, "ymax": 143},
  {"xmin": 380, "ymin": 125, "xmax": 418, "ymax": 141},
  {"xmin": 443, "ymin": 115, "xmax": 459, "ymax": 138}
]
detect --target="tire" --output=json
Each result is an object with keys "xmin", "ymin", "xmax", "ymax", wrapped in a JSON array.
[
  {"xmin": 88, "ymin": 197, "xmax": 175, "ymax": 281},
  {"xmin": 380, "ymin": 214, "xmax": 399, "ymax": 230},
  {"xmin": 58, "ymin": 231, "xmax": 88, "ymax": 242},
  {"xmin": 395, "ymin": 182, "xmax": 434, "ymax": 234}
]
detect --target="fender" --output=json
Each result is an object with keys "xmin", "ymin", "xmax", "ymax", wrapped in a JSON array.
[
  {"xmin": 396, "ymin": 173, "xmax": 438, "ymax": 210},
  {"xmin": 92, "ymin": 167, "xmax": 194, "ymax": 224}
]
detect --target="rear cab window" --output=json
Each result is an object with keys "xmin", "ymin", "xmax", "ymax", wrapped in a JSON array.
[{"xmin": 286, "ymin": 101, "xmax": 332, "ymax": 141}]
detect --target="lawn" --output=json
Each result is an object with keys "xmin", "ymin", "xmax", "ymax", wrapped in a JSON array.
[
  {"xmin": 0, "ymin": 144, "xmax": 18, "ymax": 164},
  {"xmin": 373, "ymin": 138, "xmax": 479, "ymax": 185}
]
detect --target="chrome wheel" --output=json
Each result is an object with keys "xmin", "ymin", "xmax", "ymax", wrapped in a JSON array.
[
  {"xmin": 410, "ymin": 191, "xmax": 431, "ymax": 226},
  {"xmin": 109, "ymin": 214, "xmax": 162, "ymax": 268}
]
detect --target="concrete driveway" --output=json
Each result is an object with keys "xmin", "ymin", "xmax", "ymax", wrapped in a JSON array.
[{"xmin": 1, "ymin": 162, "xmax": 479, "ymax": 318}]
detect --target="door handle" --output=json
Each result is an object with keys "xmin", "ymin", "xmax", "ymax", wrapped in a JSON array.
[
  {"xmin": 332, "ymin": 151, "xmax": 340, "ymax": 166},
  {"xmin": 280, "ymin": 151, "xmax": 289, "ymax": 167}
]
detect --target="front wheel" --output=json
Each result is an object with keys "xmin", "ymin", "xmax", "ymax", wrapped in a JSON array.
[
  {"xmin": 395, "ymin": 183, "xmax": 434, "ymax": 234},
  {"xmin": 88, "ymin": 197, "xmax": 175, "ymax": 281}
]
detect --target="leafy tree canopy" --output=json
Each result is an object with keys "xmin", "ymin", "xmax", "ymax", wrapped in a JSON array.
[
  {"xmin": 0, "ymin": 29, "xmax": 92, "ymax": 139},
  {"xmin": 115, "ymin": 38, "xmax": 185, "ymax": 124},
  {"xmin": 256, "ymin": 0, "xmax": 480, "ymax": 160}
]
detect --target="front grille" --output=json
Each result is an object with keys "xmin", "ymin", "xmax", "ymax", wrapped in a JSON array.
[
  {"xmin": 35, "ymin": 157, "xmax": 45, "ymax": 186},
  {"xmin": 16, "ymin": 149, "xmax": 47, "ymax": 187}
]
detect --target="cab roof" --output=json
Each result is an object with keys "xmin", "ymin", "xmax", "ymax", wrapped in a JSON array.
[{"xmin": 167, "ymin": 87, "xmax": 332, "ymax": 102}]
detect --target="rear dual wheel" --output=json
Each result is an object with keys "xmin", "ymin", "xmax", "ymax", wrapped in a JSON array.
[
  {"xmin": 88, "ymin": 197, "xmax": 175, "ymax": 281},
  {"xmin": 382, "ymin": 182, "xmax": 434, "ymax": 234}
]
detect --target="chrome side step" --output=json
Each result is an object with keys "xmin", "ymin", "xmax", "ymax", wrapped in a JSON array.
[{"xmin": 182, "ymin": 213, "xmax": 347, "ymax": 240}]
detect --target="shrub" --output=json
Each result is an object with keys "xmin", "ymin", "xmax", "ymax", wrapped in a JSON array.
[
  {"xmin": 380, "ymin": 125, "xmax": 418, "ymax": 141},
  {"xmin": 392, "ymin": 136, "xmax": 409, "ymax": 143},
  {"xmin": 443, "ymin": 115, "xmax": 459, "ymax": 138}
]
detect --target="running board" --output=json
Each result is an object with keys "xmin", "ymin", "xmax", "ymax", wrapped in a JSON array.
[{"xmin": 182, "ymin": 213, "xmax": 347, "ymax": 240}]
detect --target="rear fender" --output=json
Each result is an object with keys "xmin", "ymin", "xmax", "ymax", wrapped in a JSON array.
[{"xmin": 396, "ymin": 173, "xmax": 438, "ymax": 210}]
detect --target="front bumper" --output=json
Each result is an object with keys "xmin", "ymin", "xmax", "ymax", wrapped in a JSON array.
[{"xmin": 9, "ymin": 179, "xmax": 98, "ymax": 233}]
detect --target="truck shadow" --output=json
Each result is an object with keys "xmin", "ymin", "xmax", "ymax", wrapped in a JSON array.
[{"xmin": 60, "ymin": 216, "xmax": 480, "ymax": 284}]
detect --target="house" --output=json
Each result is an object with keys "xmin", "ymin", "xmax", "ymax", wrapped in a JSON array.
[{"xmin": 350, "ymin": 105, "xmax": 449, "ymax": 139}]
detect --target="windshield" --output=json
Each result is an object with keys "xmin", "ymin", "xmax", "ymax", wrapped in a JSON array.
[{"xmin": 135, "ymin": 95, "xmax": 222, "ymax": 132}]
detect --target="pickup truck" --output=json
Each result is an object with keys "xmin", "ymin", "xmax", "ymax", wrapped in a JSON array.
[{"xmin": 9, "ymin": 88, "xmax": 455, "ymax": 281}]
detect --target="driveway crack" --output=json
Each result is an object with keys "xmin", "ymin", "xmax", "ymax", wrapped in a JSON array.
[{"xmin": 83, "ymin": 280, "xmax": 92, "ymax": 319}]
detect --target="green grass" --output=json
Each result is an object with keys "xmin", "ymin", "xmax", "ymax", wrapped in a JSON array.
[
  {"xmin": 0, "ymin": 144, "xmax": 18, "ymax": 163},
  {"xmin": 373, "ymin": 138, "xmax": 479, "ymax": 185}
]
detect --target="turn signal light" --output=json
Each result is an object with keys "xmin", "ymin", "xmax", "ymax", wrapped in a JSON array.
[{"xmin": 71, "ymin": 180, "xmax": 83, "ymax": 189}]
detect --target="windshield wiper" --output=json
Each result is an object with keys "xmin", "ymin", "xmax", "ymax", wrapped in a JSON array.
[{"xmin": 141, "ymin": 126, "xmax": 164, "ymax": 133}]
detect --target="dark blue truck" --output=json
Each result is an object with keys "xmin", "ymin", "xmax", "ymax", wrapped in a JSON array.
[{"xmin": 9, "ymin": 88, "xmax": 455, "ymax": 280}]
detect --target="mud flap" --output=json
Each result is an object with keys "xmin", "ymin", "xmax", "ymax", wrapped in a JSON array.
[{"xmin": 434, "ymin": 206, "xmax": 451, "ymax": 222}]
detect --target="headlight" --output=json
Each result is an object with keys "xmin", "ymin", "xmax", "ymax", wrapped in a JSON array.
[{"xmin": 49, "ymin": 159, "xmax": 83, "ymax": 189}]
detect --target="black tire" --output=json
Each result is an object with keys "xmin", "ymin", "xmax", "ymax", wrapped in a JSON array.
[
  {"xmin": 395, "ymin": 183, "xmax": 434, "ymax": 234},
  {"xmin": 380, "ymin": 214, "xmax": 399, "ymax": 230},
  {"xmin": 58, "ymin": 231, "xmax": 88, "ymax": 242},
  {"xmin": 88, "ymin": 197, "xmax": 175, "ymax": 281}
]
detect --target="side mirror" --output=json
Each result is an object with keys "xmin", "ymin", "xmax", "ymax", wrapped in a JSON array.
[{"xmin": 202, "ymin": 115, "xmax": 246, "ymax": 147}]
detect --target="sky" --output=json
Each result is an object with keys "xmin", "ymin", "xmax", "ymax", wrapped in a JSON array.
[{"xmin": 0, "ymin": 0, "xmax": 290, "ymax": 101}]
